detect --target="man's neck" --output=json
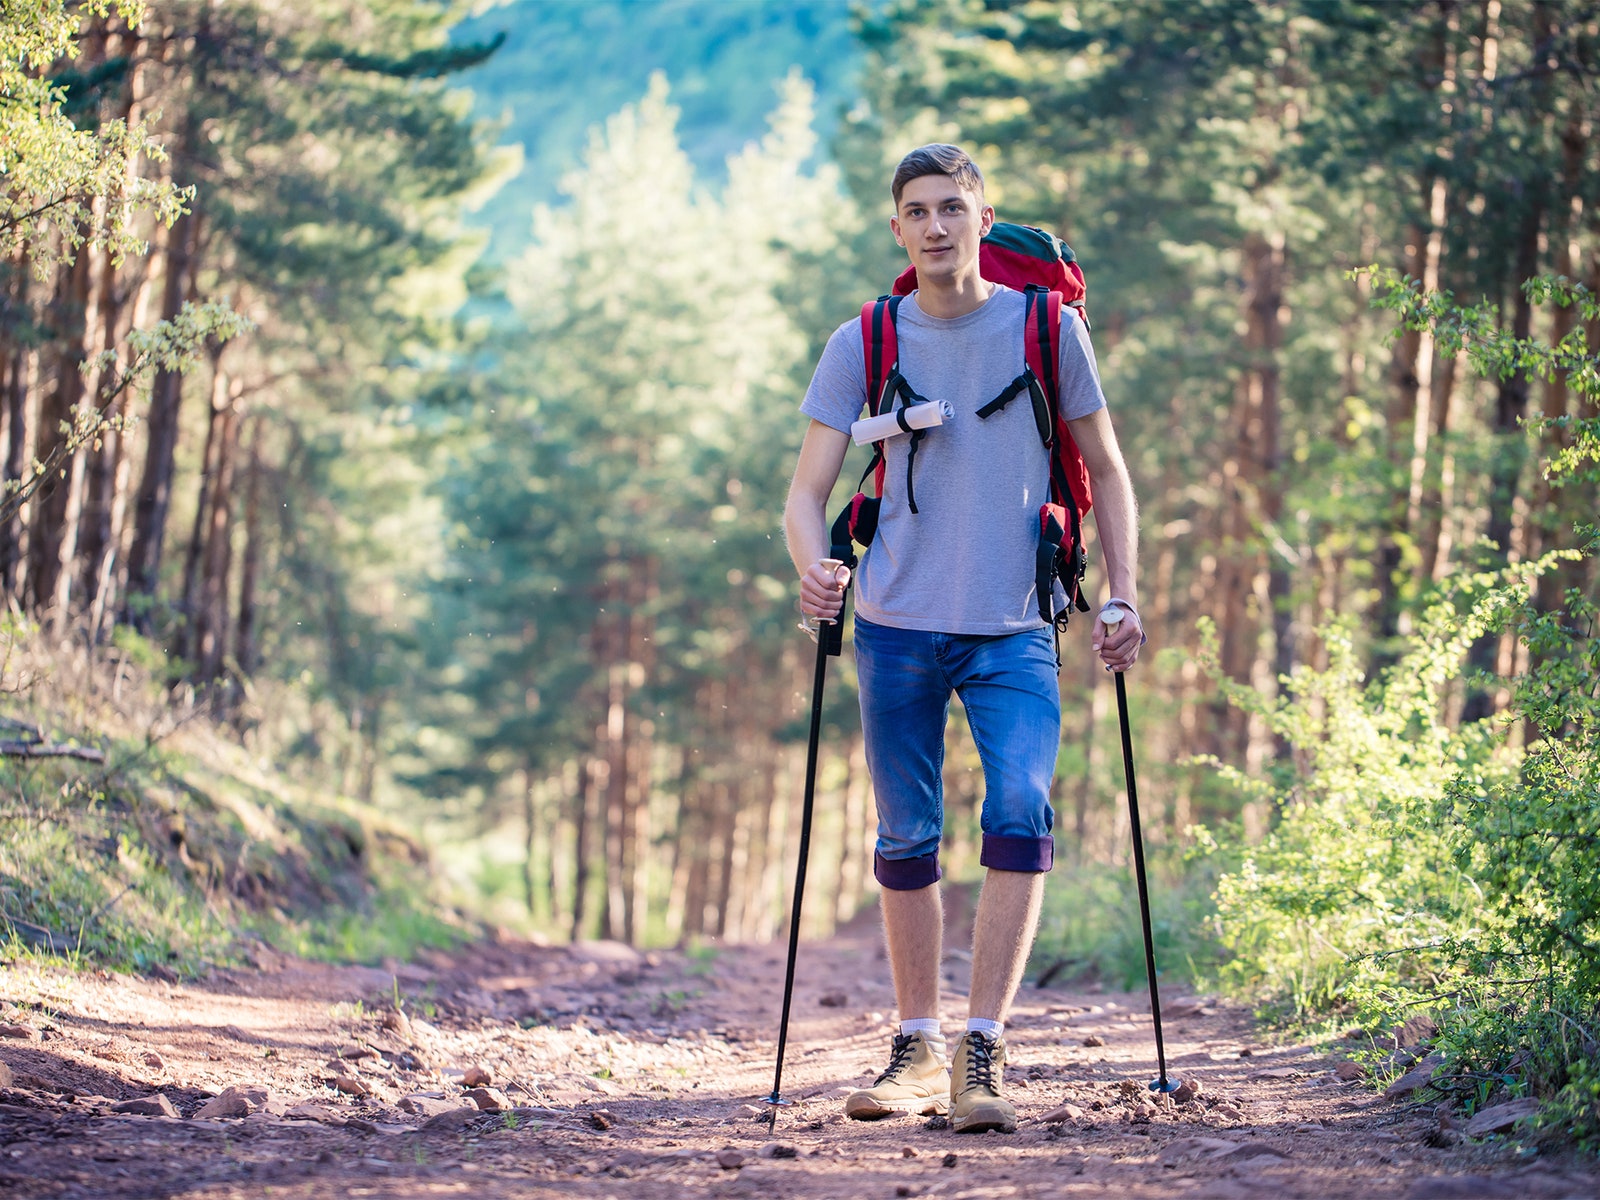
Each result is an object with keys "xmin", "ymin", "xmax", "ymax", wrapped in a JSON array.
[{"xmin": 915, "ymin": 271, "xmax": 994, "ymax": 320}]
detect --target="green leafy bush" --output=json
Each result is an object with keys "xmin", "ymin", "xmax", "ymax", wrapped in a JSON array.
[{"xmin": 1207, "ymin": 273, "xmax": 1599, "ymax": 1146}]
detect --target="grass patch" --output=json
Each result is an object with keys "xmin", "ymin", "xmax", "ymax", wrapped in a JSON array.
[
  {"xmin": 1031, "ymin": 850, "xmax": 1225, "ymax": 994},
  {"xmin": 1, "ymin": 620, "xmax": 473, "ymax": 977}
]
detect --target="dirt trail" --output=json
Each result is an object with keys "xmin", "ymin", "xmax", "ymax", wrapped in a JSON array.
[{"xmin": 0, "ymin": 924, "xmax": 1594, "ymax": 1200}]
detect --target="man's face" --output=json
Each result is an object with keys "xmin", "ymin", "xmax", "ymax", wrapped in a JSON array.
[{"xmin": 890, "ymin": 174, "xmax": 994, "ymax": 283}]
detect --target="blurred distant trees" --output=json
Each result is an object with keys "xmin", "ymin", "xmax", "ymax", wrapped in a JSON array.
[
  {"xmin": 2, "ymin": 1, "xmax": 495, "ymax": 779},
  {"xmin": 422, "ymin": 77, "xmax": 882, "ymax": 943}
]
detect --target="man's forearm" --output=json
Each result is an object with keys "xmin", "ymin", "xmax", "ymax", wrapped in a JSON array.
[
  {"xmin": 784, "ymin": 493, "xmax": 830, "ymax": 577},
  {"xmin": 1092, "ymin": 465, "xmax": 1139, "ymax": 606}
]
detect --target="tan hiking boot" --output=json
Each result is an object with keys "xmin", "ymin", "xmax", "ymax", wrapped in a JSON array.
[
  {"xmin": 950, "ymin": 1030, "xmax": 1016, "ymax": 1133},
  {"xmin": 843, "ymin": 1031, "xmax": 950, "ymax": 1119}
]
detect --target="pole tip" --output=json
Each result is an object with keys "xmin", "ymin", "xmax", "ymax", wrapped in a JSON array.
[{"xmin": 1149, "ymin": 1077, "xmax": 1183, "ymax": 1095}]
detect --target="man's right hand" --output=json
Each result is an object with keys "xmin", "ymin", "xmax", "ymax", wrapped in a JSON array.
[{"xmin": 799, "ymin": 560, "xmax": 852, "ymax": 619}]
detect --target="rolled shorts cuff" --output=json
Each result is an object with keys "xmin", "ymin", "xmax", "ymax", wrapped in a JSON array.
[
  {"xmin": 980, "ymin": 833, "xmax": 1054, "ymax": 874},
  {"xmin": 874, "ymin": 850, "xmax": 942, "ymax": 891}
]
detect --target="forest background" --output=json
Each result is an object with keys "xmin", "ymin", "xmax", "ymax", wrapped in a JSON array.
[{"xmin": 2, "ymin": 0, "xmax": 1597, "ymax": 1147}]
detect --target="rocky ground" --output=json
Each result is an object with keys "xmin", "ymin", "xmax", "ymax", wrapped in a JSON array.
[{"xmin": 0, "ymin": 923, "xmax": 1595, "ymax": 1200}]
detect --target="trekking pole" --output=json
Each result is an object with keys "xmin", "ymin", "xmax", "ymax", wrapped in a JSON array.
[
  {"xmin": 1100, "ymin": 602, "xmax": 1181, "ymax": 1096},
  {"xmin": 766, "ymin": 555, "xmax": 852, "ymax": 1131}
]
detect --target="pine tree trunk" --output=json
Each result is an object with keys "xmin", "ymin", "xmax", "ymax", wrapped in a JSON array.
[
  {"xmin": 178, "ymin": 354, "xmax": 235, "ymax": 678},
  {"xmin": 1418, "ymin": 353, "xmax": 1462, "ymax": 584},
  {"xmin": 234, "ymin": 413, "xmax": 265, "ymax": 675},
  {"xmin": 1246, "ymin": 230, "xmax": 1292, "ymax": 693},
  {"xmin": 76, "ymin": 30, "xmax": 147, "ymax": 637},
  {"xmin": 570, "ymin": 754, "xmax": 595, "ymax": 941},
  {"xmin": 711, "ymin": 776, "xmax": 740, "ymax": 939},
  {"xmin": 28, "ymin": 241, "xmax": 94, "ymax": 621},
  {"xmin": 196, "ymin": 383, "xmax": 240, "ymax": 684},
  {"xmin": 124, "ymin": 206, "xmax": 200, "ymax": 622},
  {"xmin": 521, "ymin": 766, "xmax": 538, "ymax": 917},
  {"xmin": 602, "ymin": 655, "xmax": 630, "ymax": 943},
  {"xmin": 625, "ymin": 559, "xmax": 658, "ymax": 942},
  {"xmin": 0, "ymin": 256, "xmax": 33, "ymax": 601},
  {"xmin": 663, "ymin": 742, "xmax": 696, "ymax": 941}
]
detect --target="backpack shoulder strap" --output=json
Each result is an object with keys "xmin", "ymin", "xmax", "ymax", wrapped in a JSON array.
[
  {"xmin": 857, "ymin": 295, "xmax": 903, "ymax": 498},
  {"xmin": 1022, "ymin": 284, "xmax": 1063, "ymax": 415},
  {"xmin": 860, "ymin": 295, "xmax": 903, "ymax": 417}
]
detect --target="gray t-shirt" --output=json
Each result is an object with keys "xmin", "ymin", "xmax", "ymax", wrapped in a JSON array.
[{"xmin": 801, "ymin": 285, "xmax": 1107, "ymax": 635}]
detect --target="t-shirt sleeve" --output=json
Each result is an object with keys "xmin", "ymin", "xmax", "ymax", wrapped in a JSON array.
[
  {"xmin": 1057, "ymin": 314, "xmax": 1107, "ymax": 421},
  {"xmin": 800, "ymin": 318, "xmax": 868, "ymax": 434}
]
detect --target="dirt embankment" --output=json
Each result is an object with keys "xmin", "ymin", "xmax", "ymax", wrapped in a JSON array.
[{"xmin": 1, "ymin": 929, "xmax": 1595, "ymax": 1200}]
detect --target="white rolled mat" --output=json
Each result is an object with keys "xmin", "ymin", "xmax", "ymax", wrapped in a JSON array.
[{"xmin": 850, "ymin": 400, "xmax": 954, "ymax": 446}]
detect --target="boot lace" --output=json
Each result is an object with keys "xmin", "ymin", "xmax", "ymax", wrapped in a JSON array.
[
  {"xmin": 961, "ymin": 1032, "xmax": 998, "ymax": 1092},
  {"xmin": 874, "ymin": 1033, "xmax": 919, "ymax": 1085}
]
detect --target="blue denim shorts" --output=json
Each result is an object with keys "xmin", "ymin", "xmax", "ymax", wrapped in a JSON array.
[{"xmin": 853, "ymin": 615, "xmax": 1060, "ymax": 890}]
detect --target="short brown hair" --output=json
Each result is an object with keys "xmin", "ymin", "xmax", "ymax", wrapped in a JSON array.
[{"xmin": 891, "ymin": 144, "xmax": 985, "ymax": 205}]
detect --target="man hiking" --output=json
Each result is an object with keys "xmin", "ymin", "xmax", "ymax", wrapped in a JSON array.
[{"xmin": 783, "ymin": 144, "xmax": 1144, "ymax": 1134}]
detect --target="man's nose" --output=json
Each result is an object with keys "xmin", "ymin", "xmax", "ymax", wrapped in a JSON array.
[{"xmin": 927, "ymin": 214, "xmax": 947, "ymax": 238}]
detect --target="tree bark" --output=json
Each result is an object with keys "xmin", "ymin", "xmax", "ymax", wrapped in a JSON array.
[
  {"xmin": 76, "ymin": 28, "xmax": 148, "ymax": 636},
  {"xmin": 0, "ymin": 255, "xmax": 32, "ymax": 602},
  {"xmin": 234, "ymin": 412, "xmax": 265, "ymax": 675},
  {"xmin": 27, "ymin": 237, "xmax": 95, "ymax": 621},
  {"xmin": 123, "ymin": 205, "xmax": 200, "ymax": 623},
  {"xmin": 178, "ymin": 354, "xmax": 238, "ymax": 682},
  {"xmin": 521, "ymin": 766, "xmax": 538, "ymax": 918},
  {"xmin": 570, "ymin": 753, "xmax": 595, "ymax": 941}
]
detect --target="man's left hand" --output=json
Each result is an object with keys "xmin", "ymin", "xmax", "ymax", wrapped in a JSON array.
[{"xmin": 1091, "ymin": 604, "xmax": 1144, "ymax": 673}]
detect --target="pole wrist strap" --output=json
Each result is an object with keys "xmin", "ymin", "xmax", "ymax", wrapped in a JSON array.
[{"xmin": 1104, "ymin": 597, "xmax": 1148, "ymax": 647}]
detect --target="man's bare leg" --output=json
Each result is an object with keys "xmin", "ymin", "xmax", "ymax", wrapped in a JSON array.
[
  {"xmin": 882, "ymin": 882, "xmax": 943, "ymax": 1020},
  {"xmin": 967, "ymin": 868, "xmax": 1045, "ymax": 1021},
  {"xmin": 947, "ymin": 868, "xmax": 1044, "ymax": 1133},
  {"xmin": 842, "ymin": 882, "xmax": 949, "ymax": 1120}
]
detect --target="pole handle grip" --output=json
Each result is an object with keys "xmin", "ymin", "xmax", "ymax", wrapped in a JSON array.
[{"xmin": 819, "ymin": 557, "xmax": 849, "ymax": 657}]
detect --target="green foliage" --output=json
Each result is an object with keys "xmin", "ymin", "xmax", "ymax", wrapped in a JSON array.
[
  {"xmin": 1206, "ymin": 566, "xmax": 1597, "ymax": 1120},
  {"xmin": 0, "ymin": 1, "xmax": 186, "ymax": 271},
  {"xmin": 1201, "ymin": 584, "xmax": 1509, "ymax": 1018},
  {"xmin": 1367, "ymin": 271, "xmax": 1600, "ymax": 393},
  {"xmin": 1206, "ymin": 273, "xmax": 1600, "ymax": 1144}
]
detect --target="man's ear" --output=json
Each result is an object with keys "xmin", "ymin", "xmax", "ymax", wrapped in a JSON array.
[
  {"xmin": 980, "ymin": 204, "xmax": 996, "ymax": 237},
  {"xmin": 890, "ymin": 214, "xmax": 905, "ymax": 247}
]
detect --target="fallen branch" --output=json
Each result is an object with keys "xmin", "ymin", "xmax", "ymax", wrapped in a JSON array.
[
  {"xmin": 1, "ymin": 914, "xmax": 69, "ymax": 955},
  {"xmin": 0, "ymin": 741, "xmax": 107, "ymax": 763}
]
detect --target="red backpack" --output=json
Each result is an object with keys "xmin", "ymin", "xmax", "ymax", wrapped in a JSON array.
[{"xmin": 830, "ymin": 222, "xmax": 1095, "ymax": 631}]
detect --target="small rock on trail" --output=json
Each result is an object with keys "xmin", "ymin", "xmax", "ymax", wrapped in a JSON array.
[
  {"xmin": 1385, "ymin": 1052, "xmax": 1446, "ymax": 1099},
  {"xmin": 192, "ymin": 1085, "xmax": 271, "ymax": 1119},
  {"xmin": 465, "ymin": 1086, "xmax": 512, "ymax": 1112},
  {"xmin": 109, "ymin": 1094, "xmax": 178, "ymax": 1118}
]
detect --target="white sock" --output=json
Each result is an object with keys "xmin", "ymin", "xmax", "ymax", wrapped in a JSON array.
[
  {"xmin": 966, "ymin": 1017, "xmax": 1004, "ymax": 1041},
  {"xmin": 900, "ymin": 1017, "xmax": 944, "ymax": 1046}
]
